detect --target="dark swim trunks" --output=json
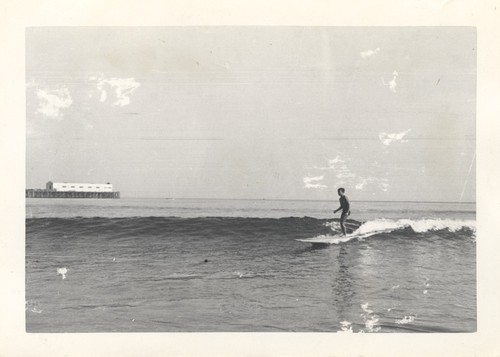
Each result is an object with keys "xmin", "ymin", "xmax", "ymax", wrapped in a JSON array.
[{"xmin": 340, "ymin": 210, "xmax": 350, "ymax": 222}]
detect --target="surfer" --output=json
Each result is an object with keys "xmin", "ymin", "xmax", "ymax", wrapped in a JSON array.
[{"xmin": 333, "ymin": 188, "xmax": 350, "ymax": 235}]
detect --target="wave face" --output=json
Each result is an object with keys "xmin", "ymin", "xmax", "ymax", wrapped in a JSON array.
[{"xmin": 26, "ymin": 216, "xmax": 476, "ymax": 241}]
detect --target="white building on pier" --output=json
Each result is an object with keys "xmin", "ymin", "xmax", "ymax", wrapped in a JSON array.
[{"xmin": 46, "ymin": 181, "xmax": 113, "ymax": 193}]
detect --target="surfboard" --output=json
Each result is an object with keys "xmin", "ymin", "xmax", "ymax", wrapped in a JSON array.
[
  {"xmin": 296, "ymin": 234, "xmax": 356, "ymax": 244},
  {"xmin": 296, "ymin": 227, "xmax": 394, "ymax": 245},
  {"xmin": 293, "ymin": 218, "xmax": 361, "ymax": 245}
]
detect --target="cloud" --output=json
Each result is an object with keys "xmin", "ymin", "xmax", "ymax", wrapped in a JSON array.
[
  {"xmin": 336, "ymin": 170, "xmax": 356, "ymax": 180},
  {"xmin": 330, "ymin": 157, "xmax": 356, "ymax": 181},
  {"xmin": 379, "ymin": 129, "xmax": 411, "ymax": 146},
  {"xmin": 312, "ymin": 155, "xmax": 357, "ymax": 185},
  {"xmin": 308, "ymin": 155, "xmax": 390, "ymax": 193},
  {"xmin": 382, "ymin": 70, "xmax": 399, "ymax": 93},
  {"xmin": 354, "ymin": 177, "xmax": 389, "ymax": 192},
  {"xmin": 355, "ymin": 178, "xmax": 371, "ymax": 190},
  {"xmin": 107, "ymin": 78, "xmax": 140, "ymax": 106},
  {"xmin": 314, "ymin": 155, "xmax": 344, "ymax": 170},
  {"xmin": 99, "ymin": 87, "xmax": 107, "ymax": 102},
  {"xmin": 360, "ymin": 48, "xmax": 380, "ymax": 59},
  {"xmin": 36, "ymin": 87, "xmax": 73, "ymax": 119},
  {"xmin": 89, "ymin": 74, "xmax": 140, "ymax": 107},
  {"xmin": 303, "ymin": 175, "xmax": 327, "ymax": 189},
  {"xmin": 328, "ymin": 156, "xmax": 345, "ymax": 168},
  {"xmin": 379, "ymin": 181, "xmax": 390, "ymax": 192}
]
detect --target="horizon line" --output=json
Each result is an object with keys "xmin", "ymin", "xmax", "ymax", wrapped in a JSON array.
[{"xmin": 118, "ymin": 197, "xmax": 476, "ymax": 204}]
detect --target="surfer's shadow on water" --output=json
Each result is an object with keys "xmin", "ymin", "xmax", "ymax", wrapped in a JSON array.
[{"xmin": 293, "ymin": 243, "xmax": 331, "ymax": 254}]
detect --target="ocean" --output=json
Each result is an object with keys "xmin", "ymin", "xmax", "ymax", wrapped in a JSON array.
[{"xmin": 25, "ymin": 198, "xmax": 476, "ymax": 333}]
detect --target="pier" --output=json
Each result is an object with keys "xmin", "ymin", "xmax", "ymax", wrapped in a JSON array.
[{"xmin": 26, "ymin": 189, "xmax": 120, "ymax": 199}]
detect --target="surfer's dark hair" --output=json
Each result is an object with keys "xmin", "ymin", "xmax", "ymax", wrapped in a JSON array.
[{"xmin": 338, "ymin": 187, "xmax": 345, "ymax": 193}]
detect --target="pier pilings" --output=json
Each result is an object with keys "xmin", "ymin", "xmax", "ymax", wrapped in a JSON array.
[{"xmin": 25, "ymin": 190, "xmax": 120, "ymax": 199}]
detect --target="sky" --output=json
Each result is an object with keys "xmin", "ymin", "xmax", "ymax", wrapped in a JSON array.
[{"xmin": 26, "ymin": 27, "xmax": 476, "ymax": 201}]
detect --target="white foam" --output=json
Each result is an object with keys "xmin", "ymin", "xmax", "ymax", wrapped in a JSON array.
[
  {"xmin": 324, "ymin": 221, "xmax": 340, "ymax": 229},
  {"xmin": 57, "ymin": 267, "xmax": 68, "ymax": 280},
  {"xmin": 361, "ymin": 303, "xmax": 371, "ymax": 313},
  {"xmin": 300, "ymin": 218, "xmax": 475, "ymax": 245},
  {"xmin": 396, "ymin": 315, "xmax": 415, "ymax": 324},
  {"xmin": 234, "ymin": 271, "xmax": 257, "ymax": 278},
  {"xmin": 360, "ymin": 303, "xmax": 381, "ymax": 332},
  {"xmin": 338, "ymin": 321, "xmax": 353, "ymax": 333},
  {"xmin": 356, "ymin": 218, "xmax": 475, "ymax": 235}
]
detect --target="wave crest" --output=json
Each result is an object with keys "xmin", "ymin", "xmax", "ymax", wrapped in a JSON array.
[{"xmin": 356, "ymin": 218, "xmax": 476, "ymax": 235}]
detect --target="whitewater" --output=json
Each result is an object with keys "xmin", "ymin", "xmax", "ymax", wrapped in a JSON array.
[{"xmin": 26, "ymin": 198, "xmax": 476, "ymax": 332}]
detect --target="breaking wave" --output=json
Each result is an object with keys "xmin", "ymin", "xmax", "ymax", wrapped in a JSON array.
[
  {"xmin": 25, "ymin": 216, "xmax": 475, "ymax": 242},
  {"xmin": 354, "ymin": 218, "xmax": 475, "ymax": 235}
]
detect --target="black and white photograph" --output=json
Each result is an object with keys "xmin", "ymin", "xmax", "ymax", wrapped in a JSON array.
[
  {"xmin": 25, "ymin": 26, "xmax": 476, "ymax": 333},
  {"xmin": 2, "ymin": 1, "xmax": 500, "ymax": 356}
]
